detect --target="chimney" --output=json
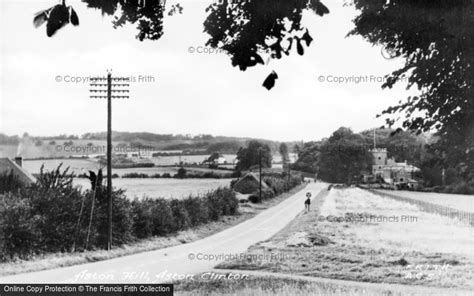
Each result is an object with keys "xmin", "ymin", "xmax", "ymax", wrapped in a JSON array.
[{"xmin": 14, "ymin": 156, "xmax": 22, "ymax": 167}]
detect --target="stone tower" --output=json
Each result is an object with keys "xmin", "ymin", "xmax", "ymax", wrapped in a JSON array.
[{"xmin": 371, "ymin": 148, "xmax": 387, "ymax": 166}]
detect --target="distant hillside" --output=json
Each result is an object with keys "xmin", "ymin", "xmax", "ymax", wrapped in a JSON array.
[{"xmin": 0, "ymin": 131, "xmax": 289, "ymax": 158}]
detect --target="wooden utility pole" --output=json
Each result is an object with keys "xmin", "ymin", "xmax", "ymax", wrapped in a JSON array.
[
  {"xmin": 90, "ymin": 72, "xmax": 130, "ymax": 251},
  {"xmin": 106, "ymin": 73, "xmax": 113, "ymax": 251},
  {"xmin": 259, "ymin": 148, "xmax": 262, "ymax": 202}
]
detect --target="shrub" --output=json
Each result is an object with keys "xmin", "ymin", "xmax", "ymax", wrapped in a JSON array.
[
  {"xmin": 241, "ymin": 173, "xmax": 303, "ymax": 203},
  {"xmin": 0, "ymin": 194, "xmax": 38, "ymax": 261},
  {"xmin": 149, "ymin": 199, "xmax": 175, "ymax": 236},
  {"xmin": 206, "ymin": 187, "xmax": 238, "ymax": 220},
  {"xmin": 232, "ymin": 178, "xmax": 259, "ymax": 194},
  {"xmin": 264, "ymin": 177, "xmax": 287, "ymax": 195},
  {"xmin": 0, "ymin": 165, "xmax": 241, "ymax": 262},
  {"xmin": 443, "ymin": 182, "xmax": 474, "ymax": 195},
  {"xmin": 182, "ymin": 197, "xmax": 209, "ymax": 225},
  {"xmin": 175, "ymin": 168, "xmax": 187, "ymax": 179},
  {"xmin": 0, "ymin": 170, "xmax": 24, "ymax": 194},
  {"xmin": 122, "ymin": 173, "xmax": 149, "ymax": 178},
  {"xmin": 169, "ymin": 199, "xmax": 191, "ymax": 231},
  {"xmin": 131, "ymin": 199, "xmax": 154, "ymax": 239}
]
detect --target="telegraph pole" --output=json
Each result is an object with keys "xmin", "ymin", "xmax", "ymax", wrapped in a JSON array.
[
  {"xmin": 90, "ymin": 72, "xmax": 130, "ymax": 251},
  {"xmin": 259, "ymin": 148, "xmax": 262, "ymax": 202}
]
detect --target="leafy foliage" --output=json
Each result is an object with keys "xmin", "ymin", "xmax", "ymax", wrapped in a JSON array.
[
  {"xmin": 204, "ymin": 0, "xmax": 328, "ymax": 71},
  {"xmin": 291, "ymin": 142, "xmax": 322, "ymax": 173},
  {"xmin": 350, "ymin": 0, "xmax": 474, "ymax": 182},
  {"xmin": 279, "ymin": 143, "xmax": 289, "ymax": 165},
  {"xmin": 0, "ymin": 170, "xmax": 24, "ymax": 194},
  {"xmin": 317, "ymin": 128, "xmax": 373, "ymax": 183},
  {"xmin": 236, "ymin": 141, "xmax": 272, "ymax": 171},
  {"xmin": 83, "ymin": 0, "xmax": 166, "ymax": 41}
]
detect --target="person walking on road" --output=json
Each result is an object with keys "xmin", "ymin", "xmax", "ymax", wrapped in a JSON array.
[{"xmin": 304, "ymin": 196, "xmax": 311, "ymax": 212}]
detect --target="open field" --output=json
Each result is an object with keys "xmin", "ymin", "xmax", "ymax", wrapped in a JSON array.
[
  {"xmin": 23, "ymin": 158, "xmax": 102, "ymax": 174},
  {"xmin": 73, "ymin": 178, "xmax": 232, "ymax": 199},
  {"xmin": 217, "ymin": 188, "xmax": 474, "ymax": 290},
  {"xmin": 149, "ymin": 154, "xmax": 236, "ymax": 166},
  {"xmin": 374, "ymin": 189, "xmax": 474, "ymax": 213},
  {"xmin": 23, "ymin": 159, "xmax": 235, "ymax": 177}
]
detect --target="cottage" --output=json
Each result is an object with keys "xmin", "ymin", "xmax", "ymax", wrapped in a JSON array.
[
  {"xmin": 0, "ymin": 157, "xmax": 36, "ymax": 184},
  {"xmin": 232, "ymin": 172, "xmax": 270, "ymax": 194}
]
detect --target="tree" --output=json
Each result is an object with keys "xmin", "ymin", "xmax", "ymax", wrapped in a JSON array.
[
  {"xmin": 317, "ymin": 127, "xmax": 373, "ymax": 184},
  {"xmin": 350, "ymin": 0, "xmax": 474, "ymax": 181},
  {"xmin": 236, "ymin": 141, "xmax": 272, "ymax": 171},
  {"xmin": 176, "ymin": 168, "xmax": 187, "ymax": 179},
  {"xmin": 279, "ymin": 143, "xmax": 289, "ymax": 166},
  {"xmin": 206, "ymin": 152, "xmax": 220, "ymax": 163},
  {"xmin": 291, "ymin": 142, "xmax": 322, "ymax": 173}
]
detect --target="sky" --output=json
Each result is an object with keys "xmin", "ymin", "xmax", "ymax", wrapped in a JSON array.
[{"xmin": 0, "ymin": 0, "xmax": 419, "ymax": 142}]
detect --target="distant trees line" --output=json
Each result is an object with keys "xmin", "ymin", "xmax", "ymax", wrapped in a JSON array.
[
  {"xmin": 1, "ymin": 132, "xmax": 300, "ymax": 157},
  {"xmin": 119, "ymin": 168, "xmax": 241, "ymax": 179}
]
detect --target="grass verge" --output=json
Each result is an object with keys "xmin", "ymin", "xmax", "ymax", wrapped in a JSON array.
[{"xmin": 173, "ymin": 271, "xmax": 472, "ymax": 296}]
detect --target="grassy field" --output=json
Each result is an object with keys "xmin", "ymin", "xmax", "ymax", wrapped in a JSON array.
[
  {"xmin": 216, "ymin": 188, "xmax": 474, "ymax": 290},
  {"xmin": 375, "ymin": 189, "xmax": 474, "ymax": 213},
  {"xmin": 23, "ymin": 159, "xmax": 235, "ymax": 176},
  {"xmin": 73, "ymin": 178, "xmax": 232, "ymax": 199},
  {"xmin": 174, "ymin": 276, "xmax": 391, "ymax": 296},
  {"xmin": 173, "ymin": 272, "xmax": 470, "ymax": 296},
  {"xmin": 23, "ymin": 158, "xmax": 102, "ymax": 174}
]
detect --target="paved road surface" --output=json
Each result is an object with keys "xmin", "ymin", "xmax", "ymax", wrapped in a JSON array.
[{"xmin": 0, "ymin": 182, "xmax": 327, "ymax": 284}]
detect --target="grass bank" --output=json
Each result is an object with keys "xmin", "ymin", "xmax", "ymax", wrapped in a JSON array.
[{"xmin": 173, "ymin": 271, "xmax": 472, "ymax": 296}]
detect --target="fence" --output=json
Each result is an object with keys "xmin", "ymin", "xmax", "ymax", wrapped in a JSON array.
[{"xmin": 365, "ymin": 189, "xmax": 474, "ymax": 227}]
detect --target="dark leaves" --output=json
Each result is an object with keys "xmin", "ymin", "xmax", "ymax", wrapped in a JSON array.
[
  {"xmin": 33, "ymin": 9, "xmax": 50, "ymax": 28},
  {"xmin": 168, "ymin": 3, "xmax": 183, "ymax": 16},
  {"xmin": 70, "ymin": 7, "xmax": 79, "ymax": 26},
  {"xmin": 302, "ymin": 29, "xmax": 313, "ymax": 46},
  {"xmin": 46, "ymin": 4, "xmax": 69, "ymax": 37},
  {"xmin": 203, "ymin": 0, "xmax": 328, "ymax": 86},
  {"xmin": 262, "ymin": 71, "xmax": 279, "ymax": 90},
  {"xmin": 310, "ymin": 0, "xmax": 330, "ymax": 17},
  {"xmin": 34, "ymin": 2, "xmax": 80, "ymax": 37},
  {"xmin": 296, "ymin": 37, "xmax": 304, "ymax": 55}
]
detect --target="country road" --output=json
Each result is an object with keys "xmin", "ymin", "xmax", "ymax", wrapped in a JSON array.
[{"xmin": 0, "ymin": 182, "xmax": 327, "ymax": 284}]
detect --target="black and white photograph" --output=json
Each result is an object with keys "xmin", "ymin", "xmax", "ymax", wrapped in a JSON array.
[{"xmin": 0, "ymin": 0, "xmax": 473, "ymax": 295}]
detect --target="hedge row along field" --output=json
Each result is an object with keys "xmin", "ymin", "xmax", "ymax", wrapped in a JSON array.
[
  {"xmin": 0, "ymin": 166, "xmax": 238, "ymax": 262},
  {"xmin": 231, "ymin": 172, "xmax": 304, "ymax": 203}
]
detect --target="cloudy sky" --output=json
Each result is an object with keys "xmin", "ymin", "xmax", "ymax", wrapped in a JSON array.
[{"xmin": 0, "ymin": 0, "xmax": 419, "ymax": 142}]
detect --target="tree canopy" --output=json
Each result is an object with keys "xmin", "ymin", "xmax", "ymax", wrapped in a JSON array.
[
  {"xmin": 236, "ymin": 141, "xmax": 272, "ymax": 171},
  {"xmin": 350, "ymin": 0, "xmax": 474, "ymax": 178},
  {"xmin": 317, "ymin": 127, "xmax": 373, "ymax": 184}
]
